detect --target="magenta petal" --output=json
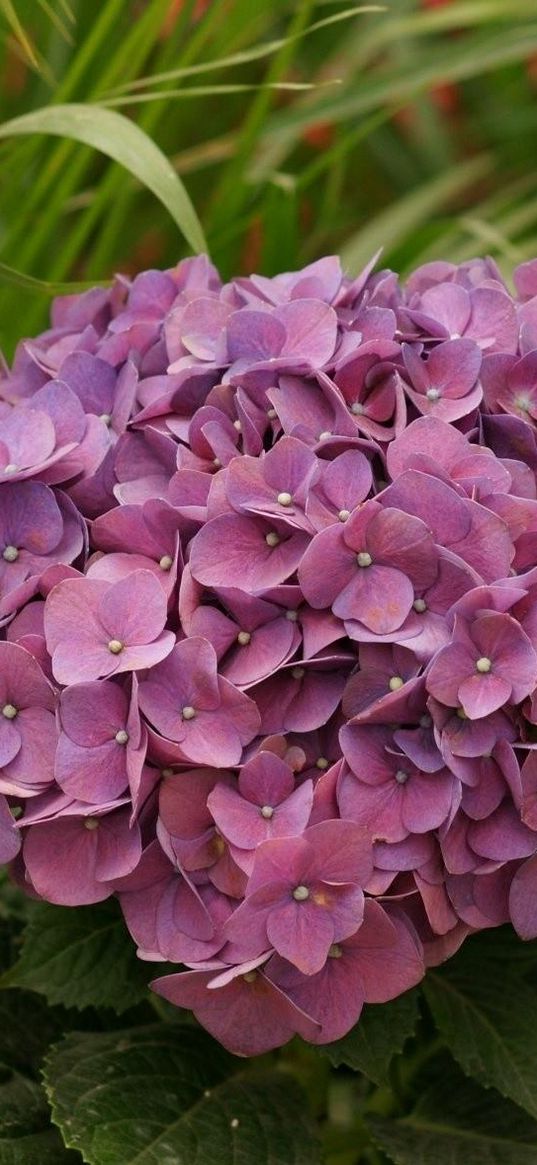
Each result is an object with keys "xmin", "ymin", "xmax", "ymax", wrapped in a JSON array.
[
  {"xmin": 267, "ymin": 899, "xmax": 335, "ymax": 974},
  {"xmin": 0, "ymin": 795, "xmax": 20, "ymax": 862},
  {"xmin": 510, "ymin": 855, "xmax": 537, "ymax": 939},
  {"xmin": 458, "ymin": 673, "xmax": 511, "ymax": 719},
  {"xmin": 23, "ymin": 817, "xmax": 112, "ymax": 905},
  {"xmin": 151, "ymin": 968, "xmax": 318, "ymax": 1056},
  {"xmin": 98, "ymin": 570, "xmax": 167, "ymax": 644}
]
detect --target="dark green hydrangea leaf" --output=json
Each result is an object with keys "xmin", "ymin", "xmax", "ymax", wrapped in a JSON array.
[
  {"xmin": 43, "ymin": 1024, "xmax": 322, "ymax": 1165},
  {"xmin": 318, "ymin": 990, "xmax": 420, "ymax": 1083},
  {"xmin": 424, "ymin": 959, "xmax": 537, "ymax": 1119},
  {"xmin": 0, "ymin": 1061, "xmax": 79, "ymax": 1162},
  {"xmin": 0, "ymin": 1125, "xmax": 80, "ymax": 1164},
  {"xmin": 1, "ymin": 900, "xmax": 164, "ymax": 1014},
  {"xmin": 0, "ymin": 990, "xmax": 62, "ymax": 1077},
  {"xmin": 369, "ymin": 1069, "xmax": 537, "ymax": 1164}
]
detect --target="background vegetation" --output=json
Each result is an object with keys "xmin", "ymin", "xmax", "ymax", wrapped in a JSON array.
[{"xmin": 2, "ymin": 0, "xmax": 537, "ymax": 355}]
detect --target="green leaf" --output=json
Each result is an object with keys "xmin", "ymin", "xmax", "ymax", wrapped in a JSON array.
[
  {"xmin": 105, "ymin": 5, "xmax": 383, "ymax": 94},
  {"xmin": 1, "ymin": 899, "xmax": 162, "ymax": 1014},
  {"xmin": 369, "ymin": 1070, "xmax": 537, "ymax": 1165},
  {"xmin": 0, "ymin": 990, "xmax": 79, "ymax": 1162},
  {"xmin": 318, "ymin": 991, "xmax": 420, "ymax": 1083},
  {"xmin": 0, "ymin": 1127, "xmax": 79, "ymax": 1164},
  {"xmin": 44, "ymin": 1024, "xmax": 322, "ymax": 1165},
  {"xmin": 0, "ymin": 990, "xmax": 62, "ymax": 1076},
  {"xmin": 0, "ymin": 1069, "xmax": 79, "ymax": 1162},
  {"xmin": 0, "ymin": 0, "xmax": 55, "ymax": 85},
  {"xmin": 424, "ymin": 951, "xmax": 537, "ymax": 1120},
  {"xmin": 0, "ymin": 261, "xmax": 109, "ymax": 295},
  {"xmin": 0, "ymin": 103, "xmax": 207, "ymax": 255}
]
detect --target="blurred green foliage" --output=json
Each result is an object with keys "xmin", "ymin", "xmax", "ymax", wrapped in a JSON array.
[{"xmin": 1, "ymin": 0, "xmax": 537, "ymax": 353}]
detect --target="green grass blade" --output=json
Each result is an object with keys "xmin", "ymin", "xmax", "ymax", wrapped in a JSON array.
[
  {"xmin": 102, "ymin": 80, "xmax": 340, "ymax": 106},
  {"xmin": 0, "ymin": 261, "xmax": 109, "ymax": 294},
  {"xmin": 0, "ymin": 0, "xmax": 55, "ymax": 84},
  {"xmin": 105, "ymin": 5, "xmax": 384, "ymax": 94},
  {"xmin": 252, "ymin": 22, "xmax": 537, "ymax": 178},
  {"xmin": 36, "ymin": 0, "xmax": 75, "ymax": 44},
  {"xmin": 0, "ymin": 102, "xmax": 207, "ymax": 254}
]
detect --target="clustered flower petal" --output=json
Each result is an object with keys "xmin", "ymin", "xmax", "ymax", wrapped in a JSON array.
[{"xmin": 4, "ymin": 250, "xmax": 537, "ymax": 1055}]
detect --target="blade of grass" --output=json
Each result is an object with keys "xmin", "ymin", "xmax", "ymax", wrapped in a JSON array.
[
  {"xmin": 207, "ymin": 0, "xmax": 316, "ymax": 247},
  {"xmin": 0, "ymin": 103, "xmax": 207, "ymax": 253},
  {"xmin": 102, "ymin": 80, "xmax": 341, "ymax": 106},
  {"xmin": 251, "ymin": 21, "xmax": 537, "ymax": 179},
  {"xmin": 105, "ymin": 5, "xmax": 384, "ymax": 95},
  {"xmin": 0, "ymin": 0, "xmax": 55, "ymax": 84},
  {"xmin": 36, "ymin": 0, "xmax": 75, "ymax": 44},
  {"xmin": 0, "ymin": 261, "xmax": 109, "ymax": 293}
]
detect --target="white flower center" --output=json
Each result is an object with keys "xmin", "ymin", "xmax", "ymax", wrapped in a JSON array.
[
  {"xmin": 426, "ymin": 387, "xmax": 441, "ymax": 401},
  {"xmin": 115, "ymin": 729, "xmax": 129, "ymax": 745},
  {"xmin": 292, "ymin": 667, "xmax": 305, "ymax": 680},
  {"xmin": 237, "ymin": 630, "xmax": 251, "ymax": 646},
  {"xmin": 277, "ymin": 491, "xmax": 293, "ymax": 507},
  {"xmin": 267, "ymin": 408, "xmax": 277, "ymax": 419},
  {"xmin": 99, "ymin": 413, "xmax": 112, "ymax": 426},
  {"xmin": 265, "ymin": 531, "xmax": 280, "ymax": 547},
  {"xmin": 357, "ymin": 551, "xmax": 372, "ymax": 568},
  {"xmin": 285, "ymin": 609, "xmax": 298, "ymax": 621},
  {"xmin": 2, "ymin": 464, "xmax": 18, "ymax": 475},
  {"xmin": 351, "ymin": 402, "xmax": 365, "ymax": 414},
  {"xmin": 476, "ymin": 656, "xmax": 492, "ymax": 673},
  {"xmin": 316, "ymin": 756, "xmax": 329, "ymax": 769},
  {"xmin": 293, "ymin": 885, "xmax": 310, "ymax": 901},
  {"xmin": 260, "ymin": 805, "xmax": 274, "ymax": 819},
  {"xmin": 107, "ymin": 639, "xmax": 124, "ymax": 654},
  {"xmin": 2, "ymin": 545, "xmax": 18, "ymax": 562},
  {"xmin": 395, "ymin": 769, "xmax": 409, "ymax": 784},
  {"xmin": 84, "ymin": 817, "xmax": 99, "ymax": 831},
  {"xmin": 181, "ymin": 705, "xmax": 196, "ymax": 720},
  {"xmin": 413, "ymin": 598, "xmax": 427, "ymax": 613},
  {"xmin": 159, "ymin": 555, "xmax": 173, "ymax": 571},
  {"xmin": 233, "ymin": 419, "xmax": 242, "ymax": 431},
  {"xmin": 328, "ymin": 943, "xmax": 343, "ymax": 958},
  {"xmin": 243, "ymin": 971, "xmax": 258, "ymax": 982},
  {"xmin": 2, "ymin": 703, "xmax": 17, "ymax": 719},
  {"xmin": 318, "ymin": 431, "xmax": 332, "ymax": 441},
  {"xmin": 389, "ymin": 675, "xmax": 404, "ymax": 691},
  {"xmin": 338, "ymin": 509, "xmax": 350, "ymax": 522}
]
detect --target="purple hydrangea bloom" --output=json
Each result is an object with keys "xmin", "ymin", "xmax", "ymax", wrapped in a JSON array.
[{"xmin": 6, "ymin": 248, "xmax": 537, "ymax": 1057}]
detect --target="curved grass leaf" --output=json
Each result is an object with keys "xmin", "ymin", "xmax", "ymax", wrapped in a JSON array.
[
  {"xmin": 103, "ymin": 80, "xmax": 339, "ymax": 107},
  {"xmin": 44, "ymin": 1025, "xmax": 322, "ymax": 1165},
  {"xmin": 105, "ymin": 6, "xmax": 384, "ymax": 95},
  {"xmin": 0, "ymin": 103, "xmax": 207, "ymax": 255},
  {"xmin": 0, "ymin": 261, "xmax": 109, "ymax": 294}
]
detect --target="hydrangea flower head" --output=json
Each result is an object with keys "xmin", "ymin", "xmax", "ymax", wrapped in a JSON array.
[{"xmin": 3, "ymin": 249, "xmax": 537, "ymax": 1057}]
